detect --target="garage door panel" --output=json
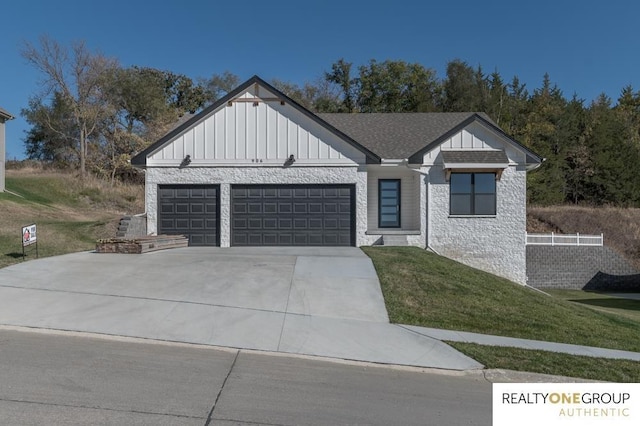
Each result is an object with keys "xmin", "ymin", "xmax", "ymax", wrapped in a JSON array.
[
  {"xmin": 308, "ymin": 188, "xmax": 322, "ymax": 198},
  {"xmin": 308, "ymin": 218, "xmax": 323, "ymax": 229},
  {"xmin": 248, "ymin": 219, "xmax": 262, "ymax": 229},
  {"xmin": 233, "ymin": 218, "xmax": 247, "ymax": 229},
  {"xmin": 323, "ymin": 203, "xmax": 338, "ymax": 213},
  {"xmin": 175, "ymin": 203, "xmax": 189, "ymax": 214},
  {"xmin": 231, "ymin": 184, "xmax": 354, "ymax": 247},
  {"xmin": 190, "ymin": 203, "xmax": 204, "ymax": 214},
  {"xmin": 233, "ymin": 187, "xmax": 248, "ymax": 198},
  {"xmin": 233, "ymin": 203, "xmax": 247, "ymax": 214},
  {"xmin": 190, "ymin": 234, "xmax": 206, "ymax": 245},
  {"xmin": 279, "ymin": 234, "xmax": 293, "ymax": 245},
  {"xmin": 190, "ymin": 219, "xmax": 205, "ymax": 229},
  {"xmin": 260, "ymin": 188, "xmax": 274, "ymax": 197},
  {"xmin": 338, "ymin": 187, "xmax": 351, "ymax": 197},
  {"xmin": 324, "ymin": 218, "xmax": 338, "ymax": 229},
  {"xmin": 205, "ymin": 203, "xmax": 217, "ymax": 214},
  {"xmin": 158, "ymin": 185, "xmax": 219, "ymax": 246},
  {"xmin": 160, "ymin": 204, "xmax": 175, "ymax": 214},
  {"xmin": 309, "ymin": 203, "xmax": 322, "ymax": 214},
  {"xmin": 278, "ymin": 203, "xmax": 292, "ymax": 214},
  {"xmin": 279, "ymin": 218, "xmax": 292, "ymax": 229},
  {"xmin": 175, "ymin": 219, "xmax": 190, "ymax": 229},
  {"xmin": 293, "ymin": 203, "xmax": 307, "ymax": 214},
  {"xmin": 324, "ymin": 234, "xmax": 339, "ymax": 245},
  {"xmin": 248, "ymin": 234, "xmax": 263, "ymax": 245},
  {"xmin": 175, "ymin": 189, "xmax": 191, "ymax": 198},
  {"xmin": 248, "ymin": 203, "xmax": 262, "ymax": 214}
]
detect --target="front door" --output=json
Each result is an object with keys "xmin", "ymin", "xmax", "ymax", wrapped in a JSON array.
[{"xmin": 379, "ymin": 179, "xmax": 401, "ymax": 228}]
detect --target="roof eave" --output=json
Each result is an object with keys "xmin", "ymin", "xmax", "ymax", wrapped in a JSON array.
[{"xmin": 0, "ymin": 108, "xmax": 15, "ymax": 121}]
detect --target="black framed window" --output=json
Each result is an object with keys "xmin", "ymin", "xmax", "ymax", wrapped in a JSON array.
[
  {"xmin": 450, "ymin": 173, "xmax": 496, "ymax": 215},
  {"xmin": 379, "ymin": 179, "xmax": 401, "ymax": 228}
]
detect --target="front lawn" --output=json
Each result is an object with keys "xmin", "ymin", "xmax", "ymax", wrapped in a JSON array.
[{"xmin": 362, "ymin": 246, "xmax": 640, "ymax": 352}]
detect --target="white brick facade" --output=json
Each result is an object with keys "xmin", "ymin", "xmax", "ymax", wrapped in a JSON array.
[
  {"xmin": 145, "ymin": 166, "xmax": 367, "ymax": 247},
  {"xmin": 427, "ymin": 165, "xmax": 527, "ymax": 284}
]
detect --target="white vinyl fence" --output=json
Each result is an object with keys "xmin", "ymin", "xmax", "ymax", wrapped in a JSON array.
[{"xmin": 526, "ymin": 232, "xmax": 603, "ymax": 246}]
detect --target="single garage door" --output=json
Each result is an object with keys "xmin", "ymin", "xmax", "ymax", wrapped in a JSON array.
[
  {"xmin": 158, "ymin": 184, "xmax": 219, "ymax": 246},
  {"xmin": 231, "ymin": 184, "xmax": 355, "ymax": 246}
]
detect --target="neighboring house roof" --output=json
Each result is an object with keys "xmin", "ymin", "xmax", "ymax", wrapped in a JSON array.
[
  {"xmin": 131, "ymin": 75, "xmax": 543, "ymax": 167},
  {"xmin": 0, "ymin": 107, "xmax": 14, "ymax": 121}
]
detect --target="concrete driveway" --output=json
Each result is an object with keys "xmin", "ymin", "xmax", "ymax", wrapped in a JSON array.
[{"xmin": 0, "ymin": 247, "xmax": 481, "ymax": 370}]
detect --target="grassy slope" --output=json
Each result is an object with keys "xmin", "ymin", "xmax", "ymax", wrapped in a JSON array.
[
  {"xmin": 361, "ymin": 246, "xmax": 640, "ymax": 352},
  {"xmin": 362, "ymin": 246, "xmax": 640, "ymax": 381},
  {"xmin": 0, "ymin": 168, "xmax": 144, "ymax": 269},
  {"xmin": 448, "ymin": 343, "xmax": 640, "ymax": 382}
]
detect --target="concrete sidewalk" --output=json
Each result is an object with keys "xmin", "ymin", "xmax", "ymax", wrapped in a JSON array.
[{"xmin": 401, "ymin": 325, "xmax": 640, "ymax": 362}]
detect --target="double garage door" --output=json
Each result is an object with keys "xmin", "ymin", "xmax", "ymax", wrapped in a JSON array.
[{"xmin": 158, "ymin": 184, "xmax": 354, "ymax": 247}]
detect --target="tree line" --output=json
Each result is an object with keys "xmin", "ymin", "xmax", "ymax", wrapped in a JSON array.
[{"xmin": 22, "ymin": 37, "xmax": 640, "ymax": 206}]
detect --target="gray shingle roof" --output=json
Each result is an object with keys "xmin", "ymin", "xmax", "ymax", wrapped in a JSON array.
[
  {"xmin": 441, "ymin": 150, "xmax": 509, "ymax": 164},
  {"xmin": 318, "ymin": 112, "xmax": 490, "ymax": 159}
]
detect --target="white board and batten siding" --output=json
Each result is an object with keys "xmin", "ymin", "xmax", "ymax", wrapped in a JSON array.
[
  {"xmin": 148, "ymin": 85, "xmax": 365, "ymax": 167},
  {"xmin": 422, "ymin": 121, "xmax": 526, "ymax": 165}
]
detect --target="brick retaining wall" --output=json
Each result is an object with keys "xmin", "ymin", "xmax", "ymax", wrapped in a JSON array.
[{"xmin": 526, "ymin": 246, "xmax": 640, "ymax": 290}]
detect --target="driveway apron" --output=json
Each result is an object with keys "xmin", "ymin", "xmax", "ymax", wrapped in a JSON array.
[{"xmin": 0, "ymin": 247, "xmax": 481, "ymax": 370}]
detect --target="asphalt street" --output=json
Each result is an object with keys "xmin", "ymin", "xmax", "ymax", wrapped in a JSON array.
[{"xmin": 0, "ymin": 328, "xmax": 492, "ymax": 425}]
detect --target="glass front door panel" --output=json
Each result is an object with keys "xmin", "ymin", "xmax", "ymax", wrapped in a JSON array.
[{"xmin": 379, "ymin": 179, "xmax": 401, "ymax": 228}]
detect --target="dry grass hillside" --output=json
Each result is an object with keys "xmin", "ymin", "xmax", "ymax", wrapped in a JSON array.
[
  {"xmin": 0, "ymin": 166, "xmax": 144, "ymax": 268},
  {"xmin": 528, "ymin": 206, "xmax": 640, "ymax": 270}
]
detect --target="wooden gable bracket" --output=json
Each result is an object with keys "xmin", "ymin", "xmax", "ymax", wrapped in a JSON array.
[
  {"xmin": 227, "ymin": 83, "xmax": 286, "ymax": 107},
  {"xmin": 444, "ymin": 167, "xmax": 504, "ymax": 182}
]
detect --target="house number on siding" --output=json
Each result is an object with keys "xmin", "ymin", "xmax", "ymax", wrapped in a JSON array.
[{"xmin": 251, "ymin": 159, "xmax": 264, "ymax": 163}]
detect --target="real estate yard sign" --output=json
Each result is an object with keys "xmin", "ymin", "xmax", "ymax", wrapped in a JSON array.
[{"xmin": 21, "ymin": 223, "xmax": 38, "ymax": 259}]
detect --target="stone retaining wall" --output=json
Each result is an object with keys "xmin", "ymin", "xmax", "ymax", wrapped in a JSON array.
[{"xmin": 526, "ymin": 246, "xmax": 639, "ymax": 290}]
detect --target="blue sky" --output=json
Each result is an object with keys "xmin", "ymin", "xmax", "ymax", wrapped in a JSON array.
[{"xmin": 1, "ymin": 0, "xmax": 638, "ymax": 159}]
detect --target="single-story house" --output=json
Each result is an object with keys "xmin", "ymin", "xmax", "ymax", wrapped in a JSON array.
[
  {"xmin": 132, "ymin": 76, "xmax": 543, "ymax": 284},
  {"xmin": 0, "ymin": 107, "xmax": 16, "ymax": 193}
]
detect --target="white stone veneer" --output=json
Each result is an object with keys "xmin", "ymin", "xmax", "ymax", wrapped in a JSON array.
[
  {"xmin": 145, "ymin": 166, "xmax": 367, "ymax": 247},
  {"xmin": 144, "ymin": 163, "xmax": 527, "ymax": 284},
  {"xmin": 427, "ymin": 165, "xmax": 527, "ymax": 284}
]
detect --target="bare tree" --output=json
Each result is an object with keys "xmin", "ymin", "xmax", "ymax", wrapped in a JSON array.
[{"xmin": 21, "ymin": 35, "xmax": 118, "ymax": 176}]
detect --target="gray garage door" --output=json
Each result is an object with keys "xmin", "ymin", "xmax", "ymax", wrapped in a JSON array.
[
  {"xmin": 158, "ymin": 185, "xmax": 219, "ymax": 246},
  {"xmin": 231, "ymin": 184, "xmax": 355, "ymax": 246}
]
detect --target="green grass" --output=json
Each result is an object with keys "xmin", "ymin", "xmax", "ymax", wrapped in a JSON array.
[
  {"xmin": 547, "ymin": 289, "xmax": 640, "ymax": 322},
  {"xmin": 361, "ymin": 246, "xmax": 640, "ymax": 352},
  {"xmin": 449, "ymin": 342, "xmax": 640, "ymax": 382},
  {"xmin": 362, "ymin": 246, "xmax": 640, "ymax": 380}
]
